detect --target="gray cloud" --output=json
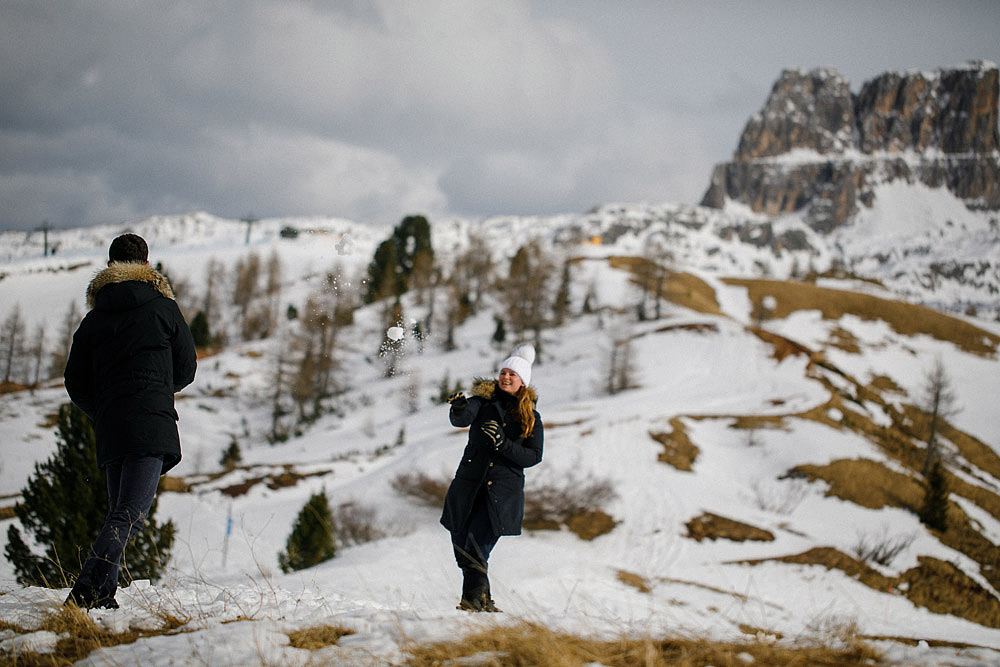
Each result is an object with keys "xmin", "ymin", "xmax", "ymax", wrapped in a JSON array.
[{"xmin": 1, "ymin": 0, "xmax": 998, "ymax": 230}]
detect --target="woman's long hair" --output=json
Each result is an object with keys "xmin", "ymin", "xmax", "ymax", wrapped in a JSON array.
[{"xmin": 512, "ymin": 385, "xmax": 536, "ymax": 438}]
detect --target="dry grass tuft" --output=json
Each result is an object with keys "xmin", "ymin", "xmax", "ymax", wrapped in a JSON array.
[
  {"xmin": 616, "ymin": 569, "xmax": 652, "ymax": 593},
  {"xmin": 563, "ymin": 509, "xmax": 618, "ymax": 541},
  {"xmin": 0, "ymin": 604, "xmax": 192, "ymax": 666},
  {"xmin": 286, "ymin": 624, "xmax": 355, "ymax": 650},
  {"xmin": 725, "ymin": 278, "xmax": 1000, "ymax": 357},
  {"xmin": 685, "ymin": 513, "xmax": 775, "ymax": 543},
  {"xmin": 391, "ymin": 471, "xmax": 449, "ymax": 507},
  {"xmin": 158, "ymin": 476, "xmax": 190, "ymax": 493},
  {"xmin": 650, "ymin": 418, "xmax": 700, "ymax": 471},
  {"xmin": 402, "ymin": 620, "xmax": 884, "ymax": 666}
]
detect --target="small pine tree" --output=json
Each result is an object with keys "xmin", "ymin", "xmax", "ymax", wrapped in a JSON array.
[
  {"xmin": 918, "ymin": 460, "xmax": 949, "ymax": 532},
  {"xmin": 278, "ymin": 490, "xmax": 337, "ymax": 573},
  {"xmin": 220, "ymin": 437, "xmax": 242, "ymax": 471},
  {"xmin": 492, "ymin": 316, "xmax": 507, "ymax": 349},
  {"xmin": 189, "ymin": 310, "xmax": 212, "ymax": 348},
  {"xmin": 5, "ymin": 403, "xmax": 175, "ymax": 587}
]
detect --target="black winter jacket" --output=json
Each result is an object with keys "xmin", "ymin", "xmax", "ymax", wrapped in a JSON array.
[
  {"xmin": 440, "ymin": 379, "xmax": 543, "ymax": 536},
  {"xmin": 64, "ymin": 262, "xmax": 197, "ymax": 473}
]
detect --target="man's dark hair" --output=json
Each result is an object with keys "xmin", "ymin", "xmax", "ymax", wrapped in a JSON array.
[{"xmin": 108, "ymin": 234, "xmax": 148, "ymax": 264}]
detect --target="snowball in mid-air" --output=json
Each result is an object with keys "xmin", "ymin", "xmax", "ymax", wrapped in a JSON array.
[{"xmin": 386, "ymin": 326, "xmax": 405, "ymax": 341}]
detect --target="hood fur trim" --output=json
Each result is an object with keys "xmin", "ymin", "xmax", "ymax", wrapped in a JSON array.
[
  {"xmin": 471, "ymin": 377, "xmax": 538, "ymax": 404},
  {"xmin": 86, "ymin": 262, "xmax": 175, "ymax": 309}
]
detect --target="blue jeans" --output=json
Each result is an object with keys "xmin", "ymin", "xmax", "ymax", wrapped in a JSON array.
[{"xmin": 73, "ymin": 454, "xmax": 163, "ymax": 601}]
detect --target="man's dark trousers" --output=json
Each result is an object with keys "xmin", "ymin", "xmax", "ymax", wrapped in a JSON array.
[{"xmin": 71, "ymin": 454, "xmax": 163, "ymax": 605}]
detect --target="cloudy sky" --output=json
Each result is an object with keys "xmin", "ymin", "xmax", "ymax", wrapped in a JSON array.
[{"xmin": 1, "ymin": 1, "xmax": 998, "ymax": 231}]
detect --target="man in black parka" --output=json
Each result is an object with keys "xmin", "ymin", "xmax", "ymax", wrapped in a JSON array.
[{"xmin": 63, "ymin": 233, "xmax": 196, "ymax": 609}]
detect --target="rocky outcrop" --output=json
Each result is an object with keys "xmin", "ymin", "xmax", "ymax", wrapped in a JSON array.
[{"xmin": 702, "ymin": 62, "xmax": 1000, "ymax": 232}]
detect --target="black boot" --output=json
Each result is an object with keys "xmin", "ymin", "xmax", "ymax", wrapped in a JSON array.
[
  {"xmin": 458, "ymin": 566, "xmax": 500, "ymax": 613},
  {"xmin": 65, "ymin": 586, "xmax": 118, "ymax": 610}
]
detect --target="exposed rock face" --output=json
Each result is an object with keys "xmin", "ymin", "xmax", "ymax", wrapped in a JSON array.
[{"xmin": 702, "ymin": 62, "xmax": 1000, "ymax": 232}]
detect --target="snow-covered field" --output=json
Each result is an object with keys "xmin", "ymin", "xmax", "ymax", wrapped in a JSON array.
[{"xmin": 1, "ymin": 192, "xmax": 1000, "ymax": 665}]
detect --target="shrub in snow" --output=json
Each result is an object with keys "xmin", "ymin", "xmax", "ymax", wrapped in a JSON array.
[
  {"xmin": 278, "ymin": 490, "xmax": 337, "ymax": 573},
  {"xmin": 919, "ymin": 461, "xmax": 949, "ymax": 532},
  {"xmin": 5, "ymin": 403, "xmax": 175, "ymax": 587},
  {"xmin": 852, "ymin": 525, "xmax": 915, "ymax": 566}
]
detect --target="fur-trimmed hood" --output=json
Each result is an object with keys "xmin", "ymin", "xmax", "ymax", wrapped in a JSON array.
[
  {"xmin": 471, "ymin": 377, "xmax": 538, "ymax": 405},
  {"xmin": 86, "ymin": 262, "xmax": 175, "ymax": 310}
]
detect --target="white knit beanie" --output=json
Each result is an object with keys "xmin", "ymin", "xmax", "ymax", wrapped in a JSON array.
[{"xmin": 500, "ymin": 343, "xmax": 535, "ymax": 386}]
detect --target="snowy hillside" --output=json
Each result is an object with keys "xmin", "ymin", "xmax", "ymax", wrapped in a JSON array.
[{"xmin": 2, "ymin": 191, "xmax": 1000, "ymax": 664}]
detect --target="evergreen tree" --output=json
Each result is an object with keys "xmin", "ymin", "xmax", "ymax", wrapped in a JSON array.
[
  {"xmin": 365, "ymin": 239, "xmax": 402, "ymax": 303},
  {"xmin": 220, "ymin": 437, "xmax": 242, "ymax": 471},
  {"xmin": 364, "ymin": 215, "xmax": 435, "ymax": 303},
  {"xmin": 278, "ymin": 490, "xmax": 337, "ymax": 573},
  {"xmin": 5, "ymin": 403, "xmax": 175, "ymax": 587},
  {"xmin": 919, "ymin": 460, "xmax": 949, "ymax": 532},
  {"xmin": 492, "ymin": 316, "xmax": 507, "ymax": 349},
  {"xmin": 189, "ymin": 310, "xmax": 212, "ymax": 348}
]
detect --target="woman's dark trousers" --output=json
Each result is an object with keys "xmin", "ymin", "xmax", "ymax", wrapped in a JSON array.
[
  {"xmin": 451, "ymin": 486, "xmax": 500, "ymax": 607},
  {"xmin": 68, "ymin": 454, "xmax": 163, "ymax": 608}
]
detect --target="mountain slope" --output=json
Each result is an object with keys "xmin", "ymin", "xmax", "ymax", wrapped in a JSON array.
[{"xmin": 1, "ymin": 209, "xmax": 1000, "ymax": 664}]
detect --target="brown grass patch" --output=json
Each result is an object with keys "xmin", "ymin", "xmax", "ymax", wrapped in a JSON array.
[
  {"xmin": 786, "ymin": 458, "xmax": 1000, "ymax": 593},
  {"xmin": 523, "ymin": 475, "xmax": 618, "ymax": 540},
  {"xmin": 402, "ymin": 620, "xmax": 884, "ymax": 666},
  {"xmin": 901, "ymin": 556, "xmax": 1000, "ymax": 629},
  {"xmin": 743, "ymin": 546, "xmax": 895, "ymax": 592},
  {"xmin": 685, "ymin": 512, "xmax": 775, "ymax": 543},
  {"xmin": 0, "ymin": 381, "xmax": 29, "ymax": 395},
  {"xmin": 616, "ymin": 569, "xmax": 651, "ymax": 593},
  {"xmin": 158, "ymin": 476, "xmax": 190, "ymax": 493},
  {"xmin": 752, "ymin": 328, "xmax": 814, "ymax": 361},
  {"xmin": 725, "ymin": 278, "xmax": 999, "ymax": 357},
  {"xmin": 0, "ymin": 605, "xmax": 190, "ymax": 666},
  {"xmin": 826, "ymin": 326, "xmax": 861, "ymax": 354},
  {"xmin": 789, "ymin": 458, "xmax": 924, "ymax": 511},
  {"xmin": 868, "ymin": 374, "xmax": 906, "ymax": 396},
  {"xmin": 608, "ymin": 257, "xmax": 723, "ymax": 315},
  {"xmin": 729, "ymin": 415, "xmax": 788, "ymax": 431},
  {"xmin": 651, "ymin": 322, "xmax": 720, "ymax": 335},
  {"xmin": 287, "ymin": 624, "xmax": 355, "ymax": 650},
  {"xmin": 0, "ymin": 505, "xmax": 15, "ymax": 521},
  {"xmin": 739, "ymin": 624, "xmax": 784, "ymax": 640},
  {"xmin": 742, "ymin": 547, "xmax": 1000, "ymax": 629},
  {"xmin": 563, "ymin": 509, "xmax": 618, "ymax": 541},
  {"xmin": 218, "ymin": 466, "xmax": 329, "ymax": 498},
  {"xmin": 650, "ymin": 418, "xmax": 699, "ymax": 471}
]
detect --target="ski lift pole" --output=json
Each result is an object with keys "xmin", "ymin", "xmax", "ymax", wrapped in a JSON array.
[{"xmin": 222, "ymin": 502, "xmax": 233, "ymax": 569}]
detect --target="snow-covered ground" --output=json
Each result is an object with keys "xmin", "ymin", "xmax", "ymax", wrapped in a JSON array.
[{"xmin": 1, "ymin": 192, "xmax": 1000, "ymax": 665}]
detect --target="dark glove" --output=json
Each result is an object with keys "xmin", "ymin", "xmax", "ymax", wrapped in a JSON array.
[
  {"xmin": 482, "ymin": 420, "xmax": 504, "ymax": 450},
  {"xmin": 448, "ymin": 392, "xmax": 467, "ymax": 411}
]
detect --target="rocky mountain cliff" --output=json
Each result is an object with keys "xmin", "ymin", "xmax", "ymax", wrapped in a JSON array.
[{"xmin": 701, "ymin": 62, "xmax": 1000, "ymax": 232}]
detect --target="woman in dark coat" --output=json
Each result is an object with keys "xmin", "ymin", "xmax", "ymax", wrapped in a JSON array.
[
  {"xmin": 63, "ymin": 233, "xmax": 196, "ymax": 609},
  {"xmin": 441, "ymin": 343, "xmax": 543, "ymax": 612}
]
